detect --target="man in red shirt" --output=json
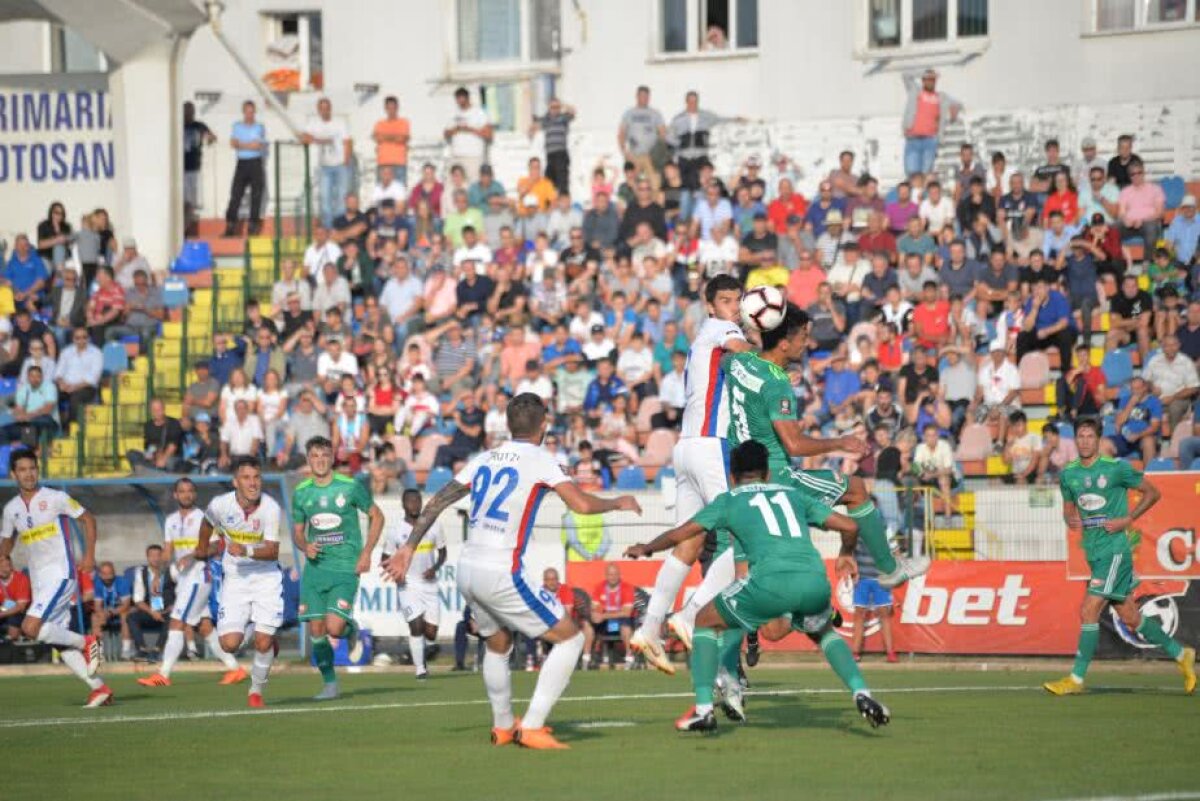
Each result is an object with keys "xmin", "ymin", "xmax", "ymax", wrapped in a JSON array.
[
  {"xmin": 539, "ymin": 567, "xmax": 595, "ymax": 668},
  {"xmin": 0, "ymin": 555, "xmax": 31, "ymax": 640},
  {"xmin": 590, "ymin": 563, "xmax": 636, "ymax": 669},
  {"xmin": 856, "ymin": 212, "xmax": 898, "ymax": 263},
  {"xmin": 767, "ymin": 178, "xmax": 808, "ymax": 234},
  {"xmin": 786, "ymin": 249, "xmax": 826, "ymax": 310},
  {"xmin": 911, "ymin": 281, "xmax": 951, "ymax": 350},
  {"xmin": 86, "ymin": 265, "xmax": 126, "ymax": 345}
]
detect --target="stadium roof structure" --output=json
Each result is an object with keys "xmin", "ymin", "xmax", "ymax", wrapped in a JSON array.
[{"xmin": 0, "ymin": 0, "xmax": 207, "ymax": 63}]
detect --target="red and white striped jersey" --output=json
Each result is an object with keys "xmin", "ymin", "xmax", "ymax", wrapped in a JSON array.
[{"xmin": 680, "ymin": 317, "xmax": 746, "ymax": 439}]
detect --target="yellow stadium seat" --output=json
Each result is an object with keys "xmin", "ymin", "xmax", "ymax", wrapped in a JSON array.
[
  {"xmin": 985, "ymin": 455, "xmax": 1010, "ymax": 476},
  {"xmin": 154, "ymin": 339, "xmax": 182, "ymax": 358},
  {"xmin": 248, "ymin": 237, "xmax": 273, "ymax": 256},
  {"xmin": 191, "ymin": 288, "xmax": 213, "ymax": 305},
  {"xmin": 50, "ymin": 439, "xmax": 77, "ymax": 459},
  {"xmin": 161, "ymin": 321, "xmax": 184, "ymax": 340},
  {"xmin": 1042, "ymin": 385, "xmax": 1056, "ymax": 404},
  {"xmin": 132, "ymin": 356, "xmax": 150, "ymax": 374},
  {"xmin": 119, "ymin": 436, "xmax": 142, "ymax": 453},
  {"xmin": 46, "ymin": 459, "xmax": 78, "ymax": 479},
  {"xmin": 957, "ymin": 491, "xmax": 976, "ymax": 514},
  {"xmin": 85, "ymin": 406, "xmax": 113, "ymax": 425},
  {"xmin": 164, "ymin": 402, "xmax": 183, "ymax": 418}
]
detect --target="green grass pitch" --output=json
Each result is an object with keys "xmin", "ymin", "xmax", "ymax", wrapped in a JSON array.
[{"xmin": 0, "ymin": 664, "xmax": 1195, "ymax": 801}]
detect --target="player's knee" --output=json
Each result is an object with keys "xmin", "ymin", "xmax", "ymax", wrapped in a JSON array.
[
  {"xmin": 220, "ymin": 633, "xmax": 243, "ymax": 652},
  {"xmin": 253, "ymin": 631, "xmax": 274, "ymax": 652},
  {"xmin": 20, "ymin": 617, "xmax": 40, "ymax": 640}
]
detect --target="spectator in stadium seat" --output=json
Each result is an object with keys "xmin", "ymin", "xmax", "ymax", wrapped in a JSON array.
[
  {"xmin": 1078, "ymin": 167, "xmax": 1120, "ymax": 226},
  {"xmin": 807, "ymin": 283, "xmax": 848, "ymax": 352},
  {"xmin": 546, "ymin": 193, "xmax": 583, "ymax": 250},
  {"xmin": 786, "ymin": 248, "xmax": 826, "ymax": 310},
  {"xmin": 129, "ymin": 545, "xmax": 173, "ymax": 659},
  {"xmin": 1178, "ymin": 300, "xmax": 1200, "ymax": 361},
  {"xmin": 999, "ymin": 172, "xmax": 1041, "ymax": 236},
  {"xmin": 974, "ymin": 250, "xmax": 1019, "ymax": 320},
  {"xmin": 956, "ymin": 176, "xmax": 997, "ymax": 231},
  {"xmin": 897, "ymin": 215, "xmax": 938, "ymax": 270},
  {"xmin": 515, "ymin": 157, "xmax": 557, "ymax": 242},
  {"xmin": 974, "ymin": 344, "xmax": 1021, "ymax": 438},
  {"xmin": 618, "ymin": 86, "xmax": 667, "ymax": 193},
  {"xmin": 847, "ymin": 177, "xmax": 885, "ymax": 233},
  {"xmin": 4, "ymin": 365, "xmax": 57, "ymax": 447},
  {"xmin": 1, "ymin": 235, "xmax": 49, "ymax": 314},
  {"xmin": 911, "ymin": 281, "xmax": 951, "ymax": 351},
  {"xmin": 1002, "ymin": 410, "xmax": 1043, "ymax": 484},
  {"xmin": 218, "ymin": 399, "xmax": 263, "ymax": 470},
  {"xmin": 1018, "ymin": 276, "xmax": 1074, "ymax": 372},
  {"xmin": 1166, "ymin": 194, "xmax": 1199, "ymax": 266},
  {"xmin": 0, "ymin": 555, "xmax": 31, "ymax": 641},
  {"xmin": 768, "ymin": 178, "xmax": 808, "ymax": 234},
  {"xmin": 554, "ymin": 355, "xmax": 592, "ymax": 418},
  {"xmin": 538, "ymin": 567, "xmax": 594, "ymax": 669},
  {"xmin": 433, "ymin": 392, "xmax": 485, "ymax": 469},
  {"xmin": 332, "ymin": 394, "xmax": 370, "ymax": 473},
  {"xmin": 583, "ymin": 358, "xmax": 626, "ymax": 422},
  {"xmin": 1058, "ymin": 343, "xmax": 1106, "ymax": 423},
  {"xmin": 1107, "ymin": 134, "xmax": 1139, "ymax": 188},
  {"xmin": 90, "ymin": 561, "xmax": 131, "ymax": 656},
  {"xmin": 1061, "ymin": 239, "xmax": 1102, "ymax": 344},
  {"xmin": 938, "ymin": 240, "xmax": 981, "ymax": 302},
  {"xmin": 900, "ymin": 68, "xmax": 961, "ymax": 178},
  {"xmin": 897, "ymin": 346, "xmax": 938, "ymax": 416},
  {"xmin": 312, "ymin": 262, "xmax": 352, "ymax": 319},
  {"xmin": 860, "ymin": 251, "xmax": 899, "ymax": 314},
  {"xmin": 912, "ymin": 423, "xmax": 956, "ymax": 512},
  {"xmin": 275, "ymin": 390, "xmax": 329, "ymax": 471},
  {"xmin": 54, "ymin": 327, "xmax": 101, "ymax": 426},
  {"xmin": 1103, "ymin": 376, "xmax": 1162, "ymax": 462},
  {"xmin": 951, "ymin": 144, "xmax": 986, "ymax": 205},
  {"xmin": 1176, "ymin": 398, "xmax": 1200, "ymax": 469},
  {"xmin": 1040, "ymin": 422, "xmax": 1079, "ymax": 481},
  {"xmin": 1142, "ymin": 334, "xmax": 1200, "ymax": 433},
  {"xmin": 582, "ymin": 190, "xmax": 619, "ymax": 251},
  {"xmin": 49, "ymin": 267, "xmax": 87, "ymax": 341},
  {"xmin": 919, "ymin": 181, "xmax": 956, "ymax": 236},
  {"xmin": 963, "ymin": 211, "xmax": 1003, "ymax": 264},
  {"xmin": 803, "ymin": 180, "xmax": 846, "ymax": 238},
  {"xmin": 856, "ymin": 213, "xmax": 897, "ymax": 263},
  {"xmin": 127, "ymin": 398, "xmax": 183, "ymax": 474},
  {"xmin": 1105, "ymin": 274, "xmax": 1155, "ymax": 362},
  {"xmin": 1117, "ymin": 159, "xmax": 1165, "ymax": 253},
  {"xmin": 938, "ymin": 345, "xmax": 976, "ymax": 435},
  {"xmin": 85, "ymin": 266, "xmax": 125, "ymax": 345},
  {"xmin": 1030, "ymin": 139, "xmax": 1071, "ymax": 198},
  {"xmin": 590, "ymin": 563, "xmax": 636, "ymax": 669}
]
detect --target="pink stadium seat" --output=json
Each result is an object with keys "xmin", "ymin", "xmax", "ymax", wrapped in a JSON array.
[
  {"xmin": 1162, "ymin": 416, "xmax": 1193, "ymax": 460},
  {"xmin": 413, "ymin": 434, "xmax": 449, "ymax": 470},
  {"xmin": 955, "ymin": 423, "xmax": 993, "ymax": 461},
  {"xmin": 1018, "ymin": 351, "xmax": 1050, "ymax": 389},
  {"xmin": 640, "ymin": 429, "xmax": 677, "ymax": 468},
  {"xmin": 389, "ymin": 435, "xmax": 414, "ymax": 465}
]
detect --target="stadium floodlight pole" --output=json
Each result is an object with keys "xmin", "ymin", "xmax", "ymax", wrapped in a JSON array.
[{"xmin": 204, "ymin": 1, "xmax": 305, "ymax": 139}]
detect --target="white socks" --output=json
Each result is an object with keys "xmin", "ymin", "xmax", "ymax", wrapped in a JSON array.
[
  {"xmin": 60, "ymin": 649, "xmax": 103, "ymax": 690},
  {"xmin": 206, "ymin": 631, "xmax": 240, "ymax": 670},
  {"xmin": 523, "ymin": 632, "xmax": 583, "ymax": 730},
  {"xmin": 482, "ymin": 647, "xmax": 514, "ymax": 729},
  {"xmin": 643, "ymin": 554, "xmax": 691, "ymax": 634},
  {"xmin": 36, "ymin": 622, "xmax": 85, "ymax": 650},
  {"xmin": 409, "ymin": 633, "xmax": 427, "ymax": 673},
  {"xmin": 250, "ymin": 648, "xmax": 274, "ymax": 694},
  {"xmin": 425, "ymin": 636, "xmax": 437, "ymax": 651},
  {"xmin": 160, "ymin": 630, "xmax": 185, "ymax": 678},
  {"xmin": 680, "ymin": 550, "xmax": 737, "ymax": 627}
]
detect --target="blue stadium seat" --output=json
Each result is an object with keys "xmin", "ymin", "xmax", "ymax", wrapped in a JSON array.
[
  {"xmin": 1190, "ymin": 458, "xmax": 1200, "ymax": 471},
  {"xmin": 0, "ymin": 377, "xmax": 16, "ymax": 398},
  {"xmin": 424, "ymin": 466, "xmax": 453, "ymax": 494},
  {"xmin": 1101, "ymin": 348, "xmax": 1133, "ymax": 387},
  {"xmin": 615, "ymin": 465, "xmax": 647, "ymax": 490},
  {"xmin": 1058, "ymin": 422, "xmax": 1074, "ymax": 440},
  {"xmin": 1146, "ymin": 458, "xmax": 1176, "ymax": 472},
  {"xmin": 102, "ymin": 341, "xmax": 129, "ymax": 374},
  {"xmin": 653, "ymin": 464, "xmax": 675, "ymax": 489},
  {"xmin": 0, "ymin": 445, "xmax": 10, "ymax": 475},
  {"xmin": 1159, "ymin": 176, "xmax": 1185, "ymax": 210},
  {"xmin": 162, "ymin": 278, "xmax": 190, "ymax": 309},
  {"xmin": 171, "ymin": 240, "xmax": 213, "ymax": 274},
  {"xmin": 1102, "ymin": 417, "xmax": 1117, "ymax": 438}
]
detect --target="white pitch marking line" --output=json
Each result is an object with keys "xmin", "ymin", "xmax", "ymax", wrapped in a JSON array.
[
  {"xmin": 1040, "ymin": 794, "xmax": 1200, "ymax": 801},
  {"xmin": 572, "ymin": 720, "xmax": 637, "ymax": 729},
  {"xmin": 0, "ymin": 684, "xmax": 1037, "ymax": 730}
]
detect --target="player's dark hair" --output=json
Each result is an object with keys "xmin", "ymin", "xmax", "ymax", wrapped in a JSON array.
[
  {"xmin": 761, "ymin": 304, "xmax": 809, "ymax": 352},
  {"xmin": 1075, "ymin": 417, "xmax": 1101, "ymax": 436},
  {"xmin": 146, "ymin": 544, "xmax": 163, "ymax": 554},
  {"xmin": 507, "ymin": 392, "xmax": 547, "ymax": 439},
  {"xmin": 1008, "ymin": 410, "xmax": 1027, "ymax": 425},
  {"xmin": 705, "ymin": 274, "xmax": 741, "ymax": 303},
  {"xmin": 173, "ymin": 477, "xmax": 195, "ymax": 491},
  {"xmin": 402, "ymin": 488, "xmax": 422, "ymax": 500},
  {"xmin": 730, "ymin": 441, "xmax": 769, "ymax": 481},
  {"xmin": 232, "ymin": 455, "xmax": 261, "ymax": 474},
  {"xmin": 10, "ymin": 449, "xmax": 37, "ymax": 474},
  {"xmin": 306, "ymin": 436, "xmax": 333, "ymax": 454}
]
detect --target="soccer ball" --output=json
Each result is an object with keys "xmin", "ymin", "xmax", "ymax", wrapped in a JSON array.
[{"xmin": 740, "ymin": 285, "xmax": 787, "ymax": 332}]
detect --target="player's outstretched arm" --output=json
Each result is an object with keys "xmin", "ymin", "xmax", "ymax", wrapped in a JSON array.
[
  {"xmin": 625, "ymin": 521, "xmax": 707, "ymax": 559},
  {"xmin": 555, "ymin": 482, "xmax": 642, "ymax": 516},
  {"xmin": 77, "ymin": 510, "xmax": 98, "ymax": 575},
  {"xmin": 773, "ymin": 419, "xmax": 868, "ymax": 458},
  {"xmin": 383, "ymin": 481, "xmax": 470, "ymax": 581}
]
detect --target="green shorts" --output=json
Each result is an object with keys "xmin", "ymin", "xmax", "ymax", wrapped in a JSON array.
[
  {"xmin": 777, "ymin": 467, "xmax": 849, "ymax": 507},
  {"xmin": 1087, "ymin": 550, "xmax": 1138, "ymax": 601},
  {"xmin": 713, "ymin": 570, "xmax": 833, "ymax": 632},
  {"xmin": 299, "ymin": 563, "xmax": 360, "ymax": 624}
]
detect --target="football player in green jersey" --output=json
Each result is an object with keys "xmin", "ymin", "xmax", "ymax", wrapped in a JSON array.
[
  {"xmin": 1044, "ymin": 418, "xmax": 1195, "ymax": 696},
  {"xmin": 627, "ymin": 440, "xmax": 890, "ymax": 731},
  {"xmin": 292, "ymin": 436, "xmax": 385, "ymax": 700}
]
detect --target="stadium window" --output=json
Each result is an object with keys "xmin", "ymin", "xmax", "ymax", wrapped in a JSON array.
[
  {"xmin": 657, "ymin": 0, "xmax": 759, "ymax": 56},
  {"xmin": 456, "ymin": 0, "xmax": 561, "ymax": 65},
  {"xmin": 864, "ymin": 0, "xmax": 988, "ymax": 52},
  {"xmin": 1091, "ymin": 0, "xmax": 1198, "ymax": 31},
  {"xmin": 262, "ymin": 12, "xmax": 324, "ymax": 92},
  {"xmin": 53, "ymin": 26, "xmax": 107, "ymax": 73}
]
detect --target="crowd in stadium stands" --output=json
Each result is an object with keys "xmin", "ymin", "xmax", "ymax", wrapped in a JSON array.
[{"xmin": 1, "ymin": 73, "xmax": 1199, "ymax": 525}]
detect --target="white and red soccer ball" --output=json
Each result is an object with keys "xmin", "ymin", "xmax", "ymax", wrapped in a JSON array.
[{"xmin": 740, "ymin": 285, "xmax": 787, "ymax": 332}]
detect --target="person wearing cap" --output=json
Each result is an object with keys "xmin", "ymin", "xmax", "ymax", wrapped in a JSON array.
[
  {"xmin": 737, "ymin": 154, "xmax": 768, "ymax": 204},
  {"xmin": 1030, "ymin": 138, "xmax": 1071, "ymax": 197},
  {"xmin": 1074, "ymin": 137, "xmax": 1105, "ymax": 190},
  {"xmin": 618, "ymin": 86, "xmax": 667, "ymax": 193},
  {"xmin": 1165, "ymin": 194, "xmax": 1199, "ymax": 266},
  {"xmin": 1107, "ymin": 134, "xmax": 1140, "ymax": 188},
  {"xmin": 814, "ymin": 209, "xmax": 854, "ymax": 269},
  {"xmin": 515, "ymin": 156, "xmax": 557, "ymax": 239},
  {"xmin": 901, "ymin": 67, "xmax": 962, "ymax": 178}
]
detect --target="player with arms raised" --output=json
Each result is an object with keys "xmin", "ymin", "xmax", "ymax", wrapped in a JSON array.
[
  {"xmin": 292, "ymin": 436, "xmax": 384, "ymax": 700},
  {"xmin": 627, "ymin": 440, "xmax": 891, "ymax": 731},
  {"xmin": 1044, "ymin": 418, "xmax": 1195, "ymax": 696},
  {"xmin": 0, "ymin": 450, "xmax": 110, "ymax": 707},
  {"xmin": 384, "ymin": 393, "xmax": 641, "ymax": 749},
  {"xmin": 139, "ymin": 477, "xmax": 244, "ymax": 687},
  {"xmin": 195, "ymin": 456, "xmax": 285, "ymax": 708},
  {"xmin": 382, "ymin": 489, "xmax": 447, "ymax": 680}
]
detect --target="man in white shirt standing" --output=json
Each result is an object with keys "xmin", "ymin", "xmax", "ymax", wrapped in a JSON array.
[
  {"xmin": 444, "ymin": 86, "xmax": 492, "ymax": 182},
  {"xmin": 303, "ymin": 226, "xmax": 343, "ymax": 280},
  {"xmin": 974, "ymin": 344, "xmax": 1022, "ymax": 443},
  {"xmin": 301, "ymin": 97, "xmax": 353, "ymax": 228}
]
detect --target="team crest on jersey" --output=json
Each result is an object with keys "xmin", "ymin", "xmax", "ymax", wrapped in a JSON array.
[
  {"xmin": 335, "ymin": 494, "xmax": 346, "ymax": 508},
  {"xmin": 779, "ymin": 399, "xmax": 792, "ymax": 415},
  {"xmin": 337, "ymin": 599, "xmax": 350, "ymax": 610},
  {"xmin": 319, "ymin": 495, "xmax": 328, "ymax": 508},
  {"xmin": 1084, "ymin": 477, "xmax": 1092, "ymax": 488},
  {"xmin": 1098, "ymin": 476, "xmax": 1107, "ymax": 488}
]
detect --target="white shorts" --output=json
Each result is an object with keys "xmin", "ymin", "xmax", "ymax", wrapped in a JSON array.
[
  {"xmin": 171, "ymin": 563, "xmax": 213, "ymax": 627},
  {"xmin": 457, "ymin": 556, "xmax": 562, "ymax": 639},
  {"xmin": 217, "ymin": 568, "xmax": 284, "ymax": 636},
  {"xmin": 398, "ymin": 580, "xmax": 440, "ymax": 625},
  {"xmin": 29, "ymin": 573, "xmax": 75, "ymax": 628},
  {"xmin": 673, "ymin": 437, "xmax": 730, "ymax": 524}
]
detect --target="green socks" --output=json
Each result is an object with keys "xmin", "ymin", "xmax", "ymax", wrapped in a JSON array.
[
  {"xmin": 312, "ymin": 635, "xmax": 337, "ymax": 684},
  {"xmin": 718, "ymin": 629, "xmax": 743, "ymax": 676},
  {"xmin": 819, "ymin": 631, "xmax": 867, "ymax": 695},
  {"xmin": 1137, "ymin": 616, "xmax": 1183, "ymax": 660},
  {"xmin": 849, "ymin": 502, "xmax": 897, "ymax": 576},
  {"xmin": 1071, "ymin": 623, "xmax": 1099, "ymax": 682},
  {"xmin": 692, "ymin": 628, "xmax": 719, "ymax": 711}
]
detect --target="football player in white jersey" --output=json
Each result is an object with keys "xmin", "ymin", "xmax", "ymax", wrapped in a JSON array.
[
  {"xmin": 381, "ymin": 489, "xmax": 447, "ymax": 680},
  {"xmin": 384, "ymin": 393, "xmax": 641, "ymax": 750},
  {"xmin": 139, "ymin": 478, "xmax": 244, "ymax": 688},
  {"xmin": 630, "ymin": 275, "xmax": 754, "ymax": 674},
  {"xmin": 195, "ymin": 457, "xmax": 284, "ymax": 708},
  {"xmin": 0, "ymin": 450, "xmax": 111, "ymax": 707}
]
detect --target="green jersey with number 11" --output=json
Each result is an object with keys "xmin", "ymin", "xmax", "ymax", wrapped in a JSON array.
[
  {"xmin": 692, "ymin": 483, "xmax": 829, "ymax": 575},
  {"xmin": 723, "ymin": 352, "xmax": 797, "ymax": 477}
]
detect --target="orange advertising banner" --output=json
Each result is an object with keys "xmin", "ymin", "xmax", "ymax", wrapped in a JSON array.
[{"xmin": 1066, "ymin": 472, "xmax": 1200, "ymax": 580}]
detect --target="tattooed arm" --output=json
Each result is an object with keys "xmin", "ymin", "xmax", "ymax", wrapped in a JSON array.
[{"xmin": 382, "ymin": 481, "xmax": 470, "ymax": 581}]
